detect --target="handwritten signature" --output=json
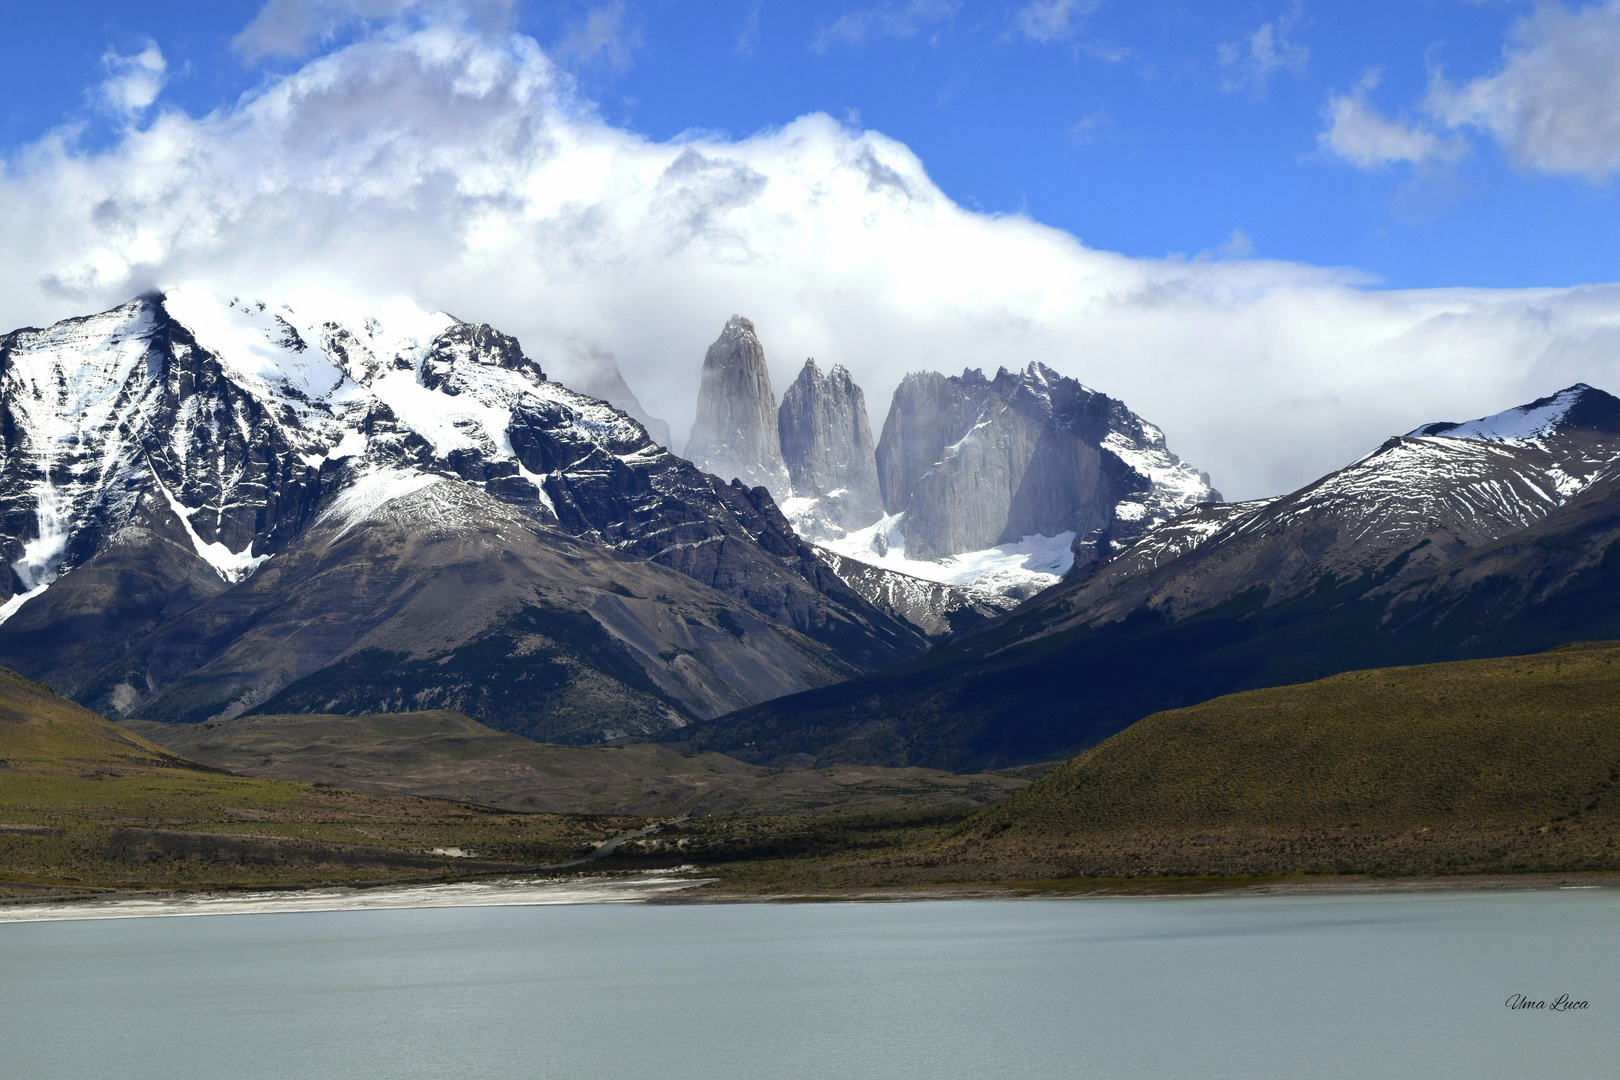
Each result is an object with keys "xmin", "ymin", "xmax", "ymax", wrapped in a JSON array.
[{"xmin": 1505, "ymin": 994, "xmax": 1589, "ymax": 1011}]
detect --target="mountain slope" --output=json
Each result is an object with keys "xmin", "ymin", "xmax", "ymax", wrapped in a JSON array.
[
  {"xmin": 666, "ymin": 386, "xmax": 1620, "ymax": 770},
  {"xmin": 0, "ymin": 292, "xmax": 924, "ymax": 735},
  {"xmin": 916, "ymin": 642, "xmax": 1620, "ymax": 878}
]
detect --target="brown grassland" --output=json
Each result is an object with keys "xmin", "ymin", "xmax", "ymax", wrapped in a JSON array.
[
  {"xmin": 0, "ymin": 668, "xmax": 644, "ymax": 900},
  {"xmin": 7, "ymin": 641, "xmax": 1620, "ymax": 902}
]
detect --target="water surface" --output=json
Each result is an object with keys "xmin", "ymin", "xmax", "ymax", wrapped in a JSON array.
[{"xmin": 2, "ymin": 889, "xmax": 1614, "ymax": 1079}]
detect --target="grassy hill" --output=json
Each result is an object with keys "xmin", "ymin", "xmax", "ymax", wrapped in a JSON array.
[
  {"xmin": 689, "ymin": 643, "xmax": 1620, "ymax": 889},
  {"xmin": 0, "ymin": 669, "xmax": 639, "ymax": 897},
  {"xmin": 123, "ymin": 711, "xmax": 1029, "ymax": 817}
]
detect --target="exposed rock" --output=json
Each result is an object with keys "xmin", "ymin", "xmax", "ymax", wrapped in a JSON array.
[
  {"xmin": 815, "ymin": 548, "xmax": 1008, "ymax": 638},
  {"xmin": 777, "ymin": 359, "xmax": 884, "ymax": 539},
  {"xmin": 684, "ymin": 316, "xmax": 789, "ymax": 491},
  {"xmin": 873, "ymin": 362, "xmax": 1218, "ymax": 563},
  {"xmin": 0, "ymin": 293, "xmax": 926, "ymax": 735}
]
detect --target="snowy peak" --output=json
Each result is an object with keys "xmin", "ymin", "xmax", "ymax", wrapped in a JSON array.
[
  {"xmin": 1409, "ymin": 384, "xmax": 1620, "ymax": 446},
  {"xmin": 1043, "ymin": 382, "xmax": 1620, "ymax": 637}
]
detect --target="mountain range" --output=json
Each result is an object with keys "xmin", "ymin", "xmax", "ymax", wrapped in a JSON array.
[
  {"xmin": 0, "ymin": 291, "xmax": 923, "ymax": 741},
  {"xmin": 681, "ymin": 315, "xmax": 1219, "ymax": 629},
  {"xmin": 8, "ymin": 290, "xmax": 1620, "ymax": 783},
  {"xmin": 668, "ymin": 384, "xmax": 1620, "ymax": 770}
]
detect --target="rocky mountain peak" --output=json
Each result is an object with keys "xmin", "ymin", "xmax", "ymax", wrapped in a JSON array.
[
  {"xmin": 869, "ymin": 362, "xmax": 1216, "ymax": 563},
  {"xmin": 555, "ymin": 345, "xmax": 673, "ymax": 449},
  {"xmin": 1410, "ymin": 384, "xmax": 1620, "ymax": 444},
  {"xmin": 684, "ymin": 315, "xmax": 790, "ymax": 492},
  {"xmin": 777, "ymin": 358, "xmax": 883, "ymax": 540}
]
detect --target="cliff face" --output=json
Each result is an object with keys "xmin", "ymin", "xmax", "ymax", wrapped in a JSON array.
[
  {"xmin": 684, "ymin": 316, "xmax": 790, "ymax": 492},
  {"xmin": 777, "ymin": 359, "xmax": 884, "ymax": 539},
  {"xmin": 872, "ymin": 363, "xmax": 1218, "ymax": 563}
]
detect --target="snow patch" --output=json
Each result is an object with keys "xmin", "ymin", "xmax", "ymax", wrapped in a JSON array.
[
  {"xmin": 822, "ymin": 513, "xmax": 1074, "ymax": 595},
  {"xmin": 1410, "ymin": 386, "xmax": 1590, "ymax": 447},
  {"xmin": 327, "ymin": 429, "xmax": 368, "ymax": 460},
  {"xmin": 317, "ymin": 469, "xmax": 442, "ymax": 538},
  {"xmin": 151, "ymin": 471, "xmax": 271, "ymax": 583}
]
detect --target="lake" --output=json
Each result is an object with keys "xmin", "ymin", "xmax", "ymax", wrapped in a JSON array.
[{"xmin": 2, "ymin": 888, "xmax": 1615, "ymax": 1079}]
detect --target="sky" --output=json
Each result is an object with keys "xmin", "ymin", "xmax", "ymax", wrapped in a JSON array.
[{"xmin": 3, "ymin": 0, "xmax": 1620, "ymax": 500}]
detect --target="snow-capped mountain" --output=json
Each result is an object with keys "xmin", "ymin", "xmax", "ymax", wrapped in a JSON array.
[
  {"xmin": 1027, "ymin": 383, "xmax": 1620, "ymax": 633},
  {"xmin": 0, "ymin": 291, "xmax": 924, "ymax": 735},
  {"xmin": 669, "ymin": 383, "xmax": 1620, "ymax": 772}
]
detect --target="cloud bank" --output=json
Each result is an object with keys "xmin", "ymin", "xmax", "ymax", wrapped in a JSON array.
[{"xmin": 3, "ymin": 13, "xmax": 1620, "ymax": 502}]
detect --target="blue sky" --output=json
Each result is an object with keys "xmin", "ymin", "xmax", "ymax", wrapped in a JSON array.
[
  {"xmin": 4, "ymin": 0, "xmax": 1620, "ymax": 499},
  {"xmin": 7, "ymin": 0, "xmax": 1617, "ymax": 290}
]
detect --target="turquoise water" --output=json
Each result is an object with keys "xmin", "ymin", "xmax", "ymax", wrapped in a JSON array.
[{"xmin": 2, "ymin": 890, "xmax": 1616, "ymax": 1079}]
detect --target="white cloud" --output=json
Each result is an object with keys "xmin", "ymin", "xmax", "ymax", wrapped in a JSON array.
[
  {"xmin": 5, "ymin": 18, "xmax": 1620, "ymax": 502},
  {"xmin": 100, "ymin": 42, "xmax": 168, "ymax": 119},
  {"xmin": 1320, "ymin": 70, "xmax": 1467, "ymax": 169},
  {"xmin": 812, "ymin": 0, "xmax": 961, "ymax": 52},
  {"xmin": 1429, "ymin": 0, "xmax": 1620, "ymax": 180},
  {"xmin": 1015, "ymin": 0, "xmax": 1099, "ymax": 44},
  {"xmin": 1217, "ymin": 2, "xmax": 1308, "ymax": 98}
]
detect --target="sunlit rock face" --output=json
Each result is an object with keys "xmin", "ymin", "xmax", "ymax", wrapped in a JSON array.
[
  {"xmin": 873, "ymin": 362, "xmax": 1219, "ymax": 564},
  {"xmin": 684, "ymin": 316, "xmax": 790, "ymax": 493},
  {"xmin": 776, "ymin": 358, "xmax": 884, "ymax": 541}
]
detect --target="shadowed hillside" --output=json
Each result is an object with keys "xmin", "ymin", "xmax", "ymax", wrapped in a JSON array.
[{"xmin": 673, "ymin": 644, "xmax": 1620, "ymax": 890}]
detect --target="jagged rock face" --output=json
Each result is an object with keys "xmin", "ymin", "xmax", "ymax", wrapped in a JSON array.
[
  {"xmin": 777, "ymin": 359, "xmax": 883, "ymax": 539},
  {"xmin": 0, "ymin": 292, "xmax": 925, "ymax": 732},
  {"xmin": 684, "ymin": 316, "xmax": 790, "ymax": 492},
  {"xmin": 873, "ymin": 362, "xmax": 1218, "ymax": 562}
]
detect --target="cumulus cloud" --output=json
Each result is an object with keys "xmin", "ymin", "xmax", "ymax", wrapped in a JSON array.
[
  {"xmin": 1429, "ymin": 0, "xmax": 1620, "ymax": 180},
  {"xmin": 4, "ymin": 17, "xmax": 1620, "ymax": 501},
  {"xmin": 812, "ymin": 0, "xmax": 961, "ymax": 52},
  {"xmin": 1320, "ymin": 70, "xmax": 1467, "ymax": 169},
  {"xmin": 1217, "ymin": 2, "xmax": 1308, "ymax": 98},
  {"xmin": 99, "ymin": 42, "xmax": 168, "ymax": 119}
]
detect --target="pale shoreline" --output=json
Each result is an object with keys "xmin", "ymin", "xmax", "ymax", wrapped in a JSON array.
[
  {"xmin": 4, "ymin": 869, "xmax": 1619, "ymax": 923},
  {"xmin": 0, "ymin": 872, "xmax": 716, "ymax": 923}
]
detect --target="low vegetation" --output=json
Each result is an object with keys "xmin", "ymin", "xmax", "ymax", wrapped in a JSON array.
[
  {"xmin": 126, "ymin": 711, "xmax": 1031, "ymax": 817},
  {"xmin": 10, "ymin": 641, "xmax": 1620, "ymax": 901},
  {"xmin": 609, "ymin": 642, "xmax": 1620, "ymax": 893},
  {"xmin": 0, "ymin": 670, "xmax": 641, "ymax": 899}
]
